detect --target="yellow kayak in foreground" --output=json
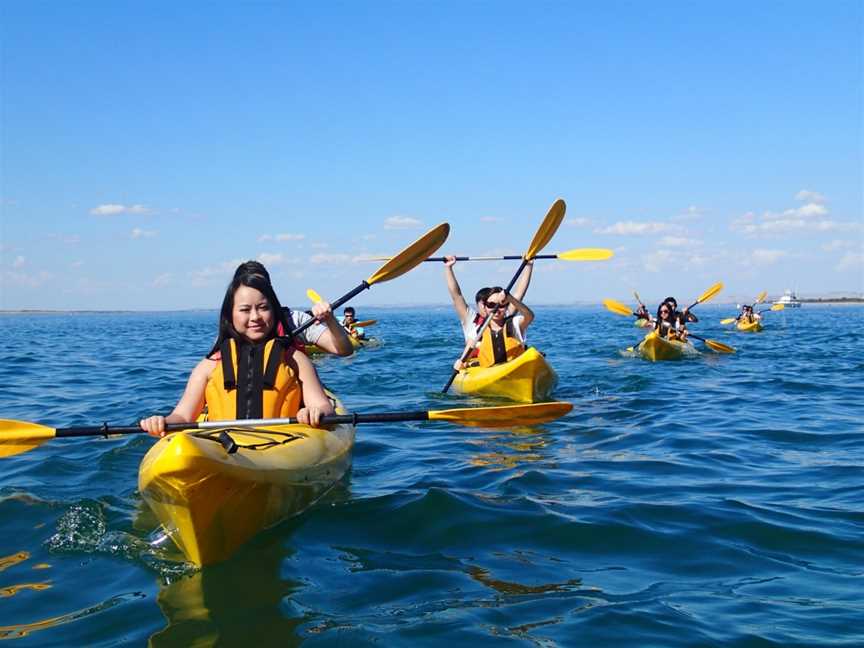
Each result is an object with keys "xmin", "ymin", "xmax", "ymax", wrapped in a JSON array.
[
  {"xmin": 138, "ymin": 400, "xmax": 355, "ymax": 567},
  {"xmin": 304, "ymin": 336, "xmax": 375, "ymax": 356},
  {"xmin": 452, "ymin": 347, "xmax": 557, "ymax": 403},
  {"xmin": 636, "ymin": 330, "xmax": 698, "ymax": 362},
  {"xmin": 736, "ymin": 320, "xmax": 764, "ymax": 332}
]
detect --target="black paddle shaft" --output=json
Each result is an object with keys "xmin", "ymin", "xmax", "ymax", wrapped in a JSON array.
[{"xmin": 441, "ymin": 259, "xmax": 528, "ymax": 394}]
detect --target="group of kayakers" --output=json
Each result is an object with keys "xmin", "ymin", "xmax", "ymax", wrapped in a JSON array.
[{"xmin": 631, "ymin": 297, "xmax": 698, "ymax": 340}]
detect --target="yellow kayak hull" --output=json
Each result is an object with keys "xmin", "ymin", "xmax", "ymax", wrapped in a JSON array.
[
  {"xmin": 138, "ymin": 405, "xmax": 355, "ymax": 567},
  {"xmin": 637, "ymin": 331, "xmax": 697, "ymax": 362},
  {"xmin": 452, "ymin": 347, "xmax": 557, "ymax": 403},
  {"xmin": 304, "ymin": 336, "xmax": 371, "ymax": 356},
  {"xmin": 736, "ymin": 320, "xmax": 764, "ymax": 332}
]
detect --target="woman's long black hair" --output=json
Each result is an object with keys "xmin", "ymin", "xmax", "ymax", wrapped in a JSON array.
[{"xmin": 207, "ymin": 264, "xmax": 290, "ymax": 357}]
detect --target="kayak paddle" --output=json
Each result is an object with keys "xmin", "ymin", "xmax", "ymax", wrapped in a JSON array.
[
  {"xmin": 379, "ymin": 247, "xmax": 613, "ymax": 263},
  {"xmin": 442, "ymin": 198, "xmax": 566, "ymax": 393},
  {"xmin": 306, "ymin": 289, "xmax": 376, "ymax": 328},
  {"xmin": 603, "ymin": 298, "xmax": 638, "ymax": 317},
  {"xmin": 289, "ymin": 222, "xmax": 450, "ymax": 339},
  {"xmin": 0, "ymin": 402, "xmax": 573, "ymax": 458},
  {"xmin": 684, "ymin": 282, "xmax": 723, "ymax": 311}
]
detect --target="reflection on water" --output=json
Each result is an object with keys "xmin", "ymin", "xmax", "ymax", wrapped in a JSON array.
[
  {"xmin": 150, "ymin": 530, "xmax": 304, "ymax": 648},
  {"xmin": 467, "ymin": 426, "xmax": 553, "ymax": 470}
]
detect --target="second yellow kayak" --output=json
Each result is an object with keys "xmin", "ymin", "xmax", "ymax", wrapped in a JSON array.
[
  {"xmin": 451, "ymin": 347, "xmax": 557, "ymax": 403},
  {"xmin": 736, "ymin": 320, "xmax": 764, "ymax": 332},
  {"xmin": 636, "ymin": 330, "xmax": 698, "ymax": 361}
]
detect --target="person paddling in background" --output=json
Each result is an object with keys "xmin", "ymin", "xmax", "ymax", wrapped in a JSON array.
[
  {"xmin": 340, "ymin": 307, "xmax": 366, "ymax": 340},
  {"xmin": 140, "ymin": 265, "xmax": 335, "ymax": 436},
  {"xmin": 232, "ymin": 261, "xmax": 353, "ymax": 356},
  {"xmin": 634, "ymin": 303, "xmax": 652, "ymax": 327},
  {"xmin": 736, "ymin": 304, "xmax": 760, "ymax": 324},
  {"xmin": 654, "ymin": 301, "xmax": 687, "ymax": 340},
  {"xmin": 443, "ymin": 255, "xmax": 534, "ymax": 351}
]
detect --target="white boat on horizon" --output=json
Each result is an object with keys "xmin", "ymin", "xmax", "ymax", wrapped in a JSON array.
[{"xmin": 775, "ymin": 288, "xmax": 802, "ymax": 308}]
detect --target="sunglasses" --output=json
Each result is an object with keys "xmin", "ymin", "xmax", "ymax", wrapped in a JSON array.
[{"xmin": 484, "ymin": 301, "xmax": 505, "ymax": 309}]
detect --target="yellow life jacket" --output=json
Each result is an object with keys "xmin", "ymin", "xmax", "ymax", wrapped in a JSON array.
[
  {"xmin": 205, "ymin": 338, "xmax": 301, "ymax": 420},
  {"xmin": 477, "ymin": 320, "xmax": 524, "ymax": 368}
]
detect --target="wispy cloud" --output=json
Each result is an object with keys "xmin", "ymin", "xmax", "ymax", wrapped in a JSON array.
[
  {"xmin": 131, "ymin": 227, "xmax": 157, "ymax": 239},
  {"xmin": 310, "ymin": 253, "xmax": 354, "ymax": 265},
  {"xmin": 3, "ymin": 270, "xmax": 53, "ymax": 288},
  {"xmin": 384, "ymin": 216, "xmax": 422, "ymax": 230},
  {"xmin": 12, "ymin": 255, "xmax": 25, "ymax": 269},
  {"xmin": 659, "ymin": 236, "xmax": 702, "ymax": 248},
  {"xmin": 565, "ymin": 217, "xmax": 591, "ymax": 227},
  {"xmin": 90, "ymin": 203, "xmax": 151, "ymax": 216},
  {"xmin": 258, "ymin": 233, "xmax": 305, "ymax": 242},
  {"xmin": 595, "ymin": 221, "xmax": 681, "ymax": 236},
  {"xmin": 189, "ymin": 259, "xmax": 245, "ymax": 287},
  {"xmin": 731, "ymin": 190, "xmax": 854, "ymax": 236},
  {"xmin": 795, "ymin": 189, "xmax": 826, "ymax": 204},
  {"xmin": 836, "ymin": 251, "xmax": 864, "ymax": 271},
  {"xmin": 152, "ymin": 273, "xmax": 172, "ymax": 287},
  {"xmin": 750, "ymin": 249, "xmax": 787, "ymax": 265}
]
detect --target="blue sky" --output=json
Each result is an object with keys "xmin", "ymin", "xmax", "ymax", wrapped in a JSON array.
[{"xmin": 1, "ymin": 1, "xmax": 861, "ymax": 310}]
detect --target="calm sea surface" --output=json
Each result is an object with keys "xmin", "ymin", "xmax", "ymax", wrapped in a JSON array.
[{"xmin": 1, "ymin": 305, "xmax": 862, "ymax": 647}]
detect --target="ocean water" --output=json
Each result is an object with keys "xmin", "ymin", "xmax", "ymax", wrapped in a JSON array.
[{"xmin": 0, "ymin": 305, "xmax": 862, "ymax": 647}]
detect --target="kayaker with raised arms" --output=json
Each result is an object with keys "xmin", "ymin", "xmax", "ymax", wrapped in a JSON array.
[
  {"xmin": 232, "ymin": 261, "xmax": 353, "ymax": 356},
  {"xmin": 442, "ymin": 255, "xmax": 533, "ymax": 348},
  {"xmin": 139, "ymin": 264, "xmax": 335, "ymax": 437},
  {"xmin": 454, "ymin": 287, "xmax": 535, "ymax": 369}
]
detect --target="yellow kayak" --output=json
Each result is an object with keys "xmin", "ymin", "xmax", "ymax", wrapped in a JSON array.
[
  {"xmin": 736, "ymin": 320, "xmax": 764, "ymax": 332},
  {"xmin": 138, "ymin": 398, "xmax": 355, "ymax": 567},
  {"xmin": 636, "ymin": 330, "xmax": 697, "ymax": 361},
  {"xmin": 304, "ymin": 336, "xmax": 372, "ymax": 356},
  {"xmin": 451, "ymin": 347, "xmax": 557, "ymax": 403}
]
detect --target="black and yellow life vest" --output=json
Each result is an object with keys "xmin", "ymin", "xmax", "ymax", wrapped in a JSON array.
[
  {"xmin": 477, "ymin": 320, "xmax": 524, "ymax": 368},
  {"xmin": 205, "ymin": 338, "xmax": 302, "ymax": 420}
]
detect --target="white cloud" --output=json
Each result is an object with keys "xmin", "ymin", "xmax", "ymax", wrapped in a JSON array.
[
  {"xmin": 836, "ymin": 251, "xmax": 864, "ymax": 271},
  {"xmin": 131, "ymin": 227, "xmax": 157, "ymax": 239},
  {"xmin": 12, "ymin": 255, "xmax": 25, "ymax": 268},
  {"xmin": 310, "ymin": 253, "xmax": 353, "ymax": 265},
  {"xmin": 821, "ymin": 240, "xmax": 855, "ymax": 252},
  {"xmin": 257, "ymin": 252, "xmax": 284, "ymax": 266},
  {"xmin": 384, "ymin": 216, "xmax": 422, "ymax": 230},
  {"xmin": 671, "ymin": 205, "xmax": 706, "ymax": 221},
  {"xmin": 565, "ymin": 217, "xmax": 590, "ymax": 227},
  {"xmin": 659, "ymin": 236, "xmax": 702, "ymax": 248},
  {"xmin": 795, "ymin": 189, "xmax": 826, "ymax": 204},
  {"xmin": 90, "ymin": 203, "xmax": 151, "ymax": 216},
  {"xmin": 3, "ymin": 270, "xmax": 53, "ymax": 288},
  {"xmin": 751, "ymin": 249, "xmax": 787, "ymax": 265},
  {"xmin": 311, "ymin": 242, "xmax": 329, "ymax": 249},
  {"xmin": 152, "ymin": 273, "xmax": 172, "ymax": 287},
  {"xmin": 594, "ymin": 221, "xmax": 680, "ymax": 236},
  {"xmin": 189, "ymin": 259, "xmax": 244, "ymax": 286}
]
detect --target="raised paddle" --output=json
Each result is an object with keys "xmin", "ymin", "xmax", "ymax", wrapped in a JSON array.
[
  {"xmin": 289, "ymin": 222, "xmax": 450, "ymax": 339},
  {"xmin": 441, "ymin": 198, "xmax": 567, "ymax": 394},
  {"xmin": 0, "ymin": 402, "xmax": 574, "ymax": 458},
  {"xmin": 369, "ymin": 247, "xmax": 614, "ymax": 263},
  {"xmin": 684, "ymin": 282, "xmax": 724, "ymax": 311}
]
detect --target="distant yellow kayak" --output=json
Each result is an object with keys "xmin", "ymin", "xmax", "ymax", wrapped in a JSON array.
[
  {"xmin": 736, "ymin": 320, "xmax": 764, "ymax": 332},
  {"xmin": 138, "ymin": 397, "xmax": 355, "ymax": 567},
  {"xmin": 636, "ymin": 330, "xmax": 697, "ymax": 362},
  {"xmin": 451, "ymin": 347, "xmax": 557, "ymax": 403}
]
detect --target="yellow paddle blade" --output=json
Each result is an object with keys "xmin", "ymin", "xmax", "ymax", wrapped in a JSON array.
[
  {"xmin": 366, "ymin": 222, "xmax": 450, "ymax": 286},
  {"xmin": 755, "ymin": 290, "xmax": 768, "ymax": 305},
  {"xmin": 557, "ymin": 247, "xmax": 614, "ymax": 261},
  {"xmin": 603, "ymin": 298, "xmax": 634, "ymax": 317},
  {"xmin": 704, "ymin": 339, "xmax": 735, "ymax": 354},
  {"xmin": 429, "ymin": 402, "xmax": 573, "ymax": 427},
  {"xmin": 720, "ymin": 318, "xmax": 737, "ymax": 325},
  {"xmin": 306, "ymin": 288, "xmax": 323, "ymax": 304},
  {"xmin": 353, "ymin": 319, "xmax": 376, "ymax": 327},
  {"xmin": 0, "ymin": 420, "xmax": 57, "ymax": 458},
  {"xmin": 696, "ymin": 282, "xmax": 724, "ymax": 305},
  {"xmin": 525, "ymin": 199, "xmax": 566, "ymax": 260},
  {"xmin": 771, "ymin": 303, "xmax": 785, "ymax": 311}
]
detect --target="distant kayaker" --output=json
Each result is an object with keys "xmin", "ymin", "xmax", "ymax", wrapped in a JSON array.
[
  {"xmin": 232, "ymin": 261, "xmax": 353, "ymax": 356},
  {"xmin": 736, "ymin": 304, "xmax": 760, "ymax": 324},
  {"xmin": 442, "ymin": 255, "xmax": 533, "ymax": 348},
  {"xmin": 340, "ymin": 307, "xmax": 366, "ymax": 340},
  {"xmin": 140, "ymin": 264, "xmax": 336, "ymax": 437},
  {"xmin": 634, "ymin": 303, "xmax": 652, "ymax": 325}
]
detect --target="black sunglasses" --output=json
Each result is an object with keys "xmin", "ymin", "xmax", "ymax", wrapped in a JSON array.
[{"xmin": 484, "ymin": 301, "xmax": 505, "ymax": 309}]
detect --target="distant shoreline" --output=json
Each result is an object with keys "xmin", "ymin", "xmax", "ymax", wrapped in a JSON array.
[{"xmin": 2, "ymin": 298, "xmax": 863, "ymax": 315}]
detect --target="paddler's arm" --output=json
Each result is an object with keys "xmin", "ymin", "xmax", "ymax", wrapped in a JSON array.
[
  {"xmin": 443, "ymin": 255, "xmax": 469, "ymax": 324},
  {"xmin": 503, "ymin": 290, "xmax": 534, "ymax": 335},
  {"xmin": 140, "ymin": 358, "xmax": 211, "ymax": 437},
  {"xmin": 511, "ymin": 258, "xmax": 534, "ymax": 302},
  {"xmin": 291, "ymin": 350, "xmax": 336, "ymax": 426},
  {"xmin": 308, "ymin": 301, "xmax": 354, "ymax": 356}
]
